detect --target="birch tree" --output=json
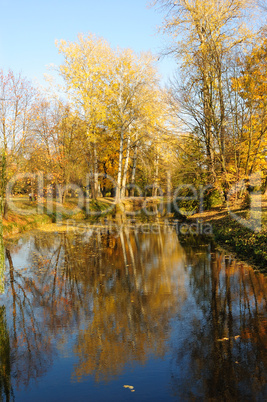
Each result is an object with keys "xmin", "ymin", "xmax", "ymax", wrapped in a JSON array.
[
  {"xmin": 106, "ymin": 49, "xmax": 162, "ymax": 201},
  {"xmin": 57, "ymin": 34, "xmax": 165, "ymax": 202}
]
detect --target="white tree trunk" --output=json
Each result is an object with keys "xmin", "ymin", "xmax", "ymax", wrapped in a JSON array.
[
  {"xmin": 121, "ymin": 135, "xmax": 131, "ymax": 199},
  {"xmin": 130, "ymin": 144, "xmax": 138, "ymax": 196},
  {"xmin": 116, "ymin": 130, "xmax": 124, "ymax": 203}
]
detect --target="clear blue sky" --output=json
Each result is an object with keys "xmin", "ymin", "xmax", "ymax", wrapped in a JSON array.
[{"xmin": 0, "ymin": 0, "xmax": 177, "ymax": 87}]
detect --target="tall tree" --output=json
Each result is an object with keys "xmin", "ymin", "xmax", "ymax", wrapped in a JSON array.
[
  {"xmin": 106, "ymin": 49, "xmax": 162, "ymax": 201},
  {"xmin": 153, "ymin": 0, "xmax": 258, "ymax": 199},
  {"xmin": 56, "ymin": 34, "xmax": 166, "ymax": 202},
  {"xmin": 0, "ymin": 70, "xmax": 37, "ymax": 216},
  {"xmin": 56, "ymin": 34, "xmax": 113, "ymax": 199},
  {"xmin": 233, "ymin": 36, "xmax": 267, "ymax": 182}
]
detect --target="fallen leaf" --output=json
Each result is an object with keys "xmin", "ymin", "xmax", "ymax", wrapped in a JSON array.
[{"xmin": 217, "ymin": 337, "xmax": 229, "ymax": 342}]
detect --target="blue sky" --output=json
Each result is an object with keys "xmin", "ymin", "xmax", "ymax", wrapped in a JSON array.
[{"xmin": 0, "ymin": 0, "xmax": 177, "ymax": 87}]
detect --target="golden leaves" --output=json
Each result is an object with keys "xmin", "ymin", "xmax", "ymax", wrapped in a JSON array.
[{"xmin": 123, "ymin": 385, "xmax": 135, "ymax": 392}]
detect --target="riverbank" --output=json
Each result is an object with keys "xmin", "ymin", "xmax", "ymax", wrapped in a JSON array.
[
  {"xmin": 3, "ymin": 196, "xmax": 116, "ymax": 237},
  {"xmin": 3, "ymin": 211, "xmax": 52, "ymax": 237},
  {"xmin": 3, "ymin": 196, "xmax": 166, "ymax": 237},
  {"xmin": 3, "ymin": 197, "xmax": 267, "ymax": 273},
  {"xmin": 188, "ymin": 205, "xmax": 267, "ymax": 273}
]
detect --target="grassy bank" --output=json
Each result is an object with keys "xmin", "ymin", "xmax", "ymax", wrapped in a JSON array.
[
  {"xmin": 3, "ymin": 211, "xmax": 52, "ymax": 237},
  {"xmin": 3, "ymin": 196, "xmax": 116, "ymax": 237},
  {"xmin": 3, "ymin": 196, "xmax": 169, "ymax": 237},
  {"xmin": 188, "ymin": 205, "xmax": 267, "ymax": 273}
]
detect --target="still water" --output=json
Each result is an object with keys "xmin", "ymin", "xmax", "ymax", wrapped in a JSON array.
[{"xmin": 0, "ymin": 222, "xmax": 266, "ymax": 401}]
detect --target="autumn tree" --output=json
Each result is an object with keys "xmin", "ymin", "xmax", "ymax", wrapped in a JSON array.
[
  {"xmin": 56, "ymin": 34, "xmax": 113, "ymax": 200},
  {"xmin": 28, "ymin": 98, "xmax": 87, "ymax": 202},
  {"xmin": 153, "ymin": 0, "xmax": 259, "ymax": 200},
  {"xmin": 233, "ymin": 36, "xmax": 267, "ymax": 189},
  {"xmin": 56, "ymin": 33, "xmax": 168, "ymax": 202},
  {"xmin": 105, "ymin": 49, "xmax": 164, "ymax": 201},
  {"xmin": 0, "ymin": 70, "xmax": 38, "ymax": 216}
]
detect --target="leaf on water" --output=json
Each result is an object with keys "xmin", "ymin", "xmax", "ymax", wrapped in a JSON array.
[{"xmin": 217, "ymin": 335, "xmax": 241, "ymax": 342}]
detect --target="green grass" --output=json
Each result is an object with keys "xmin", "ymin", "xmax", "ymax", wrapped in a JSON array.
[
  {"xmin": 211, "ymin": 212, "xmax": 267, "ymax": 272},
  {"xmin": 3, "ymin": 196, "xmax": 116, "ymax": 237},
  {"xmin": 3, "ymin": 211, "xmax": 52, "ymax": 237}
]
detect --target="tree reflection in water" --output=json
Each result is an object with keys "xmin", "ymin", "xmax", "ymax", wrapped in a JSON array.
[
  {"xmin": 72, "ymin": 224, "xmax": 186, "ymax": 382},
  {"xmin": 171, "ymin": 242, "xmax": 267, "ymax": 401},
  {"xmin": 0, "ymin": 227, "xmax": 13, "ymax": 401},
  {"xmin": 0, "ymin": 224, "xmax": 266, "ymax": 400},
  {"xmin": 1, "ymin": 223, "xmax": 186, "ymax": 395},
  {"xmin": 0, "ymin": 305, "xmax": 12, "ymax": 401}
]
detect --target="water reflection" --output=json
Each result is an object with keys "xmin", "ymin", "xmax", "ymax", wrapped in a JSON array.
[
  {"xmin": 0, "ymin": 224, "xmax": 266, "ymax": 400},
  {"xmin": 0, "ymin": 227, "xmax": 9, "ymax": 401},
  {"xmin": 0, "ymin": 230, "xmax": 4, "ymax": 294},
  {"xmin": 171, "ymin": 243, "xmax": 267, "ymax": 401},
  {"xmin": 72, "ymin": 225, "xmax": 186, "ymax": 383},
  {"xmin": 0, "ymin": 305, "xmax": 12, "ymax": 400}
]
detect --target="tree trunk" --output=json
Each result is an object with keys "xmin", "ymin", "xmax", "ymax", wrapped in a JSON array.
[
  {"xmin": 130, "ymin": 144, "xmax": 138, "ymax": 197},
  {"xmin": 116, "ymin": 130, "xmax": 124, "ymax": 203},
  {"xmin": 93, "ymin": 144, "xmax": 99, "ymax": 199},
  {"xmin": 1, "ymin": 150, "xmax": 7, "ymax": 219},
  {"xmin": 89, "ymin": 143, "xmax": 99, "ymax": 200},
  {"xmin": 121, "ymin": 134, "xmax": 131, "ymax": 199},
  {"xmin": 89, "ymin": 163, "xmax": 95, "ymax": 200},
  {"xmin": 152, "ymin": 152, "xmax": 159, "ymax": 197},
  {"xmin": 3, "ymin": 200, "xmax": 8, "ymax": 219},
  {"xmin": 202, "ymin": 73, "xmax": 216, "ymax": 182}
]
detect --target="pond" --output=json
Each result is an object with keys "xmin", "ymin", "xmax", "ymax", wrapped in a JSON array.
[{"xmin": 0, "ymin": 221, "xmax": 266, "ymax": 401}]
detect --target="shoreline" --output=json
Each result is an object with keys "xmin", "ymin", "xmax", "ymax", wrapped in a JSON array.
[
  {"xmin": 187, "ymin": 207, "xmax": 267, "ymax": 274},
  {"xmin": 3, "ymin": 198, "xmax": 267, "ymax": 274}
]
